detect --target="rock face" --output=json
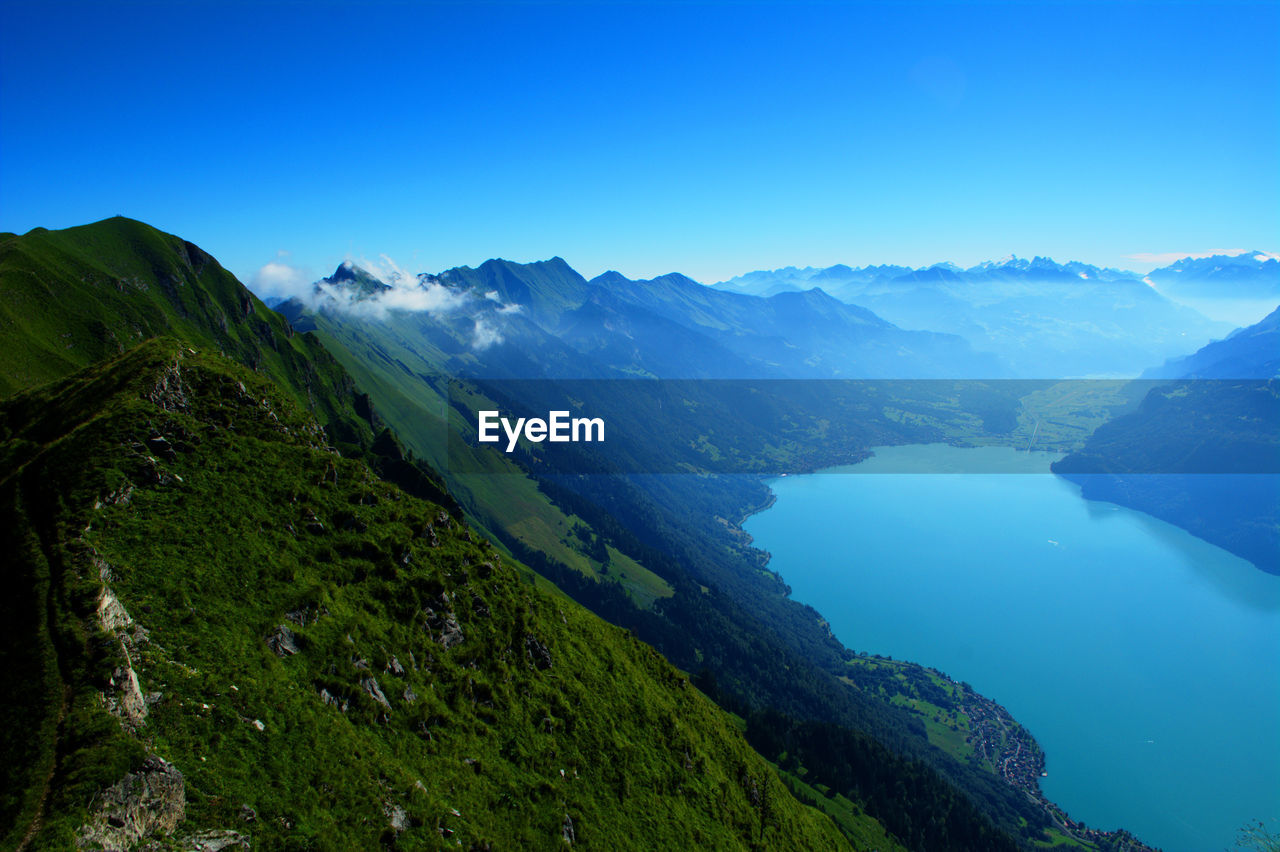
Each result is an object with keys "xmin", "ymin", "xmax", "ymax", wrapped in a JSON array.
[
  {"xmin": 78, "ymin": 756, "xmax": 185, "ymax": 849},
  {"xmin": 96, "ymin": 585, "xmax": 133, "ymax": 633},
  {"xmin": 107, "ymin": 664, "xmax": 149, "ymax": 728},
  {"xmin": 423, "ymin": 595, "xmax": 465, "ymax": 648},
  {"xmin": 524, "ymin": 633, "xmax": 553, "ymax": 670},
  {"xmin": 188, "ymin": 829, "xmax": 251, "ymax": 850},
  {"xmin": 92, "ymin": 570, "xmax": 150, "ymax": 729},
  {"xmin": 265, "ymin": 624, "xmax": 300, "ymax": 656},
  {"xmin": 361, "ymin": 677, "xmax": 391, "ymax": 710},
  {"xmin": 562, "ymin": 813, "xmax": 575, "ymax": 844},
  {"xmin": 384, "ymin": 802, "xmax": 409, "ymax": 833}
]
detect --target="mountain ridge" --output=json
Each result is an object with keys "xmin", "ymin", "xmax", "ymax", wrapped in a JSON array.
[{"xmin": 0, "ymin": 338, "xmax": 860, "ymax": 849}]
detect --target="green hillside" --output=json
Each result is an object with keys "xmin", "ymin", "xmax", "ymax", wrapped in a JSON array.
[
  {"xmin": 0, "ymin": 339, "xmax": 869, "ymax": 850},
  {"xmin": 0, "ymin": 217, "xmax": 373, "ymax": 455}
]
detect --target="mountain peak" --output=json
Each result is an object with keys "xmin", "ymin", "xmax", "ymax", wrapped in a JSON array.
[
  {"xmin": 323, "ymin": 261, "xmax": 391, "ymax": 299},
  {"xmin": 328, "ymin": 259, "xmax": 362, "ymax": 281},
  {"xmin": 589, "ymin": 270, "xmax": 632, "ymax": 288}
]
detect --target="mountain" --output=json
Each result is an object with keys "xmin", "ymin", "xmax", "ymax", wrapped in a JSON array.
[
  {"xmin": 0, "ymin": 217, "xmax": 1164, "ymax": 849},
  {"xmin": 716, "ymin": 256, "xmax": 1230, "ymax": 377},
  {"xmin": 276, "ymin": 257, "xmax": 1007, "ymax": 382},
  {"xmin": 1143, "ymin": 305, "xmax": 1280, "ymax": 379},
  {"xmin": 1146, "ymin": 251, "xmax": 1280, "ymax": 300},
  {"xmin": 1054, "ymin": 307, "xmax": 1280, "ymax": 573},
  {"xmin": 0, "ymin": 217, "xmax": 1066, "ymax": 850},
  {"xmin": 0, "ymin": 217, "xmax": 373, "ymax": 453},
  {"xmin": 325, "ymin": 259, "xmax": 393, "ymax": 298},
  {"xmin": 432, "ymin": 257, "xmax": 591, "ymax": 329},
  {"xmin": 583, "ymin": 269, "xmax": 1006, "ymax": 379},
  {"xmin": 556, "ymin": 287, "xmax": 759, "ymax": 379},
  {"xmin": 0, "ymin": 339, "xmax": 858, "ymax": 850},
  {"xmin": 0, "ymin": 219, "xmax": 899, "ymax": 849}
]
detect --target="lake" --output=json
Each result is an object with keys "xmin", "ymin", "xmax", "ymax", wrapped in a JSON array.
[{"xmin": 742, "ymin": 444, "xmax": 1280, "ymax": 852}]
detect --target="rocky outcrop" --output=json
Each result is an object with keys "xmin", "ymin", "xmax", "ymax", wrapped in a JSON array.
[
  {"xmin": 89, "ymin": 556, "xmax": 150, "ymax": 730},
  {"xmin": 319, "ymin": 688, "xmax": 349, "ymax": 713},
  {"xmin": 96, "ymin": 584, "xmax": 132, "ymax": 634},
  {"xmin": 562, "ymin": 813, "xmax": 575, "ymax": 845},
  {"xmin": 77, "ymin": 756, "xmax": 185, "ymax": 850},
  {"xmin": 423, "ymin": 594, "xmax": 464, "ymax": 649},
  {"xmin": 187, "ymin": 829, "xmax": 251, "ymax": 850},
  {"xmin": 146, "ymin": 358, "xmax": 189, "ymax": 412},
  {"xmin": 384, "ymin": 802, "xmax": 409, "ymax": 834},
  {"xmin": 265, "ymin": 624, "xmax": 299, "ymax": 657},
  {"xmin": 104, "ymin": 664, "xmax": 149, "ymax": 728},
  {"xmin": 524, "ymin": 633, "xmax": 553, "ymax": 670},
  {"xmin": 361, "ymin": 677, "xmax": 391, "ymax": 710}
]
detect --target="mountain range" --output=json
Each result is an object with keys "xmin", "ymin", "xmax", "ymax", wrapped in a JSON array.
[
  {"xmin": 1144, "ymin": 251, "xmax": 1280, "ymax": 300},
  {"xmin": 715, "ymin": 255, "xmax": 1241, "ymax": 378},
  {"xmin": 277, "ymin": 257, "xmax": 1007, "ymax": 380},
  {"xmin": 7, "ymin": 216, "xmax": 1265, "ymax": 850},
  {"xmin": 717, "ymin": 255, "xmax": 1141, "ymax": 298}
]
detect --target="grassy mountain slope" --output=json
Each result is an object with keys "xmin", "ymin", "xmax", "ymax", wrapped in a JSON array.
[
  {"xmin": 0, "ymin": 215, "xmax": 459, "ymax": 512},
  {"xmin": 0, "ymin": 338, "xmax": 866, "ymax": 851},
  {"xmin": 1, "ymin": 218, "xmax": 344, "ymax": 431},
  {"xmin": 272, "ymin": 305, "xmax": 648, "ymax": 602}
]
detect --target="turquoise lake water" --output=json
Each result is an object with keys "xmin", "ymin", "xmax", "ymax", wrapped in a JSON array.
[{"xmin": 742, "ymin": 444, "xmax": 1280, "ymax": 852}]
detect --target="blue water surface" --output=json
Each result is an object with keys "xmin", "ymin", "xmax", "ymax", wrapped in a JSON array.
[{"xmin": 743, "ymin": 444, "xmax": 1280, "ymax": 852}]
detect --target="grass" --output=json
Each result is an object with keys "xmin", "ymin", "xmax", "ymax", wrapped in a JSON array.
[{"xmin": 1, "ymin": 340, "xmax": 855, "ymax": 850}]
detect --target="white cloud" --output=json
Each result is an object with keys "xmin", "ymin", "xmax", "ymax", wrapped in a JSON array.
[
  {"xmin": 281, "ymin": 253, "xmax": 526, "ymax": 351},
  {"xmin": 1254, "ymin": 252, "xmax": 1279, "ymax": 262},
  {"xmin": 250, "ymin": 260, "xmax": 312, "ymax": 301},
  {"xmin": 356, "ymin": 253, "xmax": 419, "ymax": 288},
  {"xmin": 1125, "ymin": 248, "xmax": 1249, "ymax": 265},
  {"xmin": 318, "ymin": 281, "xmax": 469, "ymax": 321},
  {"xmin": 471, "ymin": 317, "xmax": 504, "ymax": 350}
]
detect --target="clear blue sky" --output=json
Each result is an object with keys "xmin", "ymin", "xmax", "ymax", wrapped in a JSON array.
[{"xmin": 1, "ymin": 1, "xmax": 1276, "ymax": 287}]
